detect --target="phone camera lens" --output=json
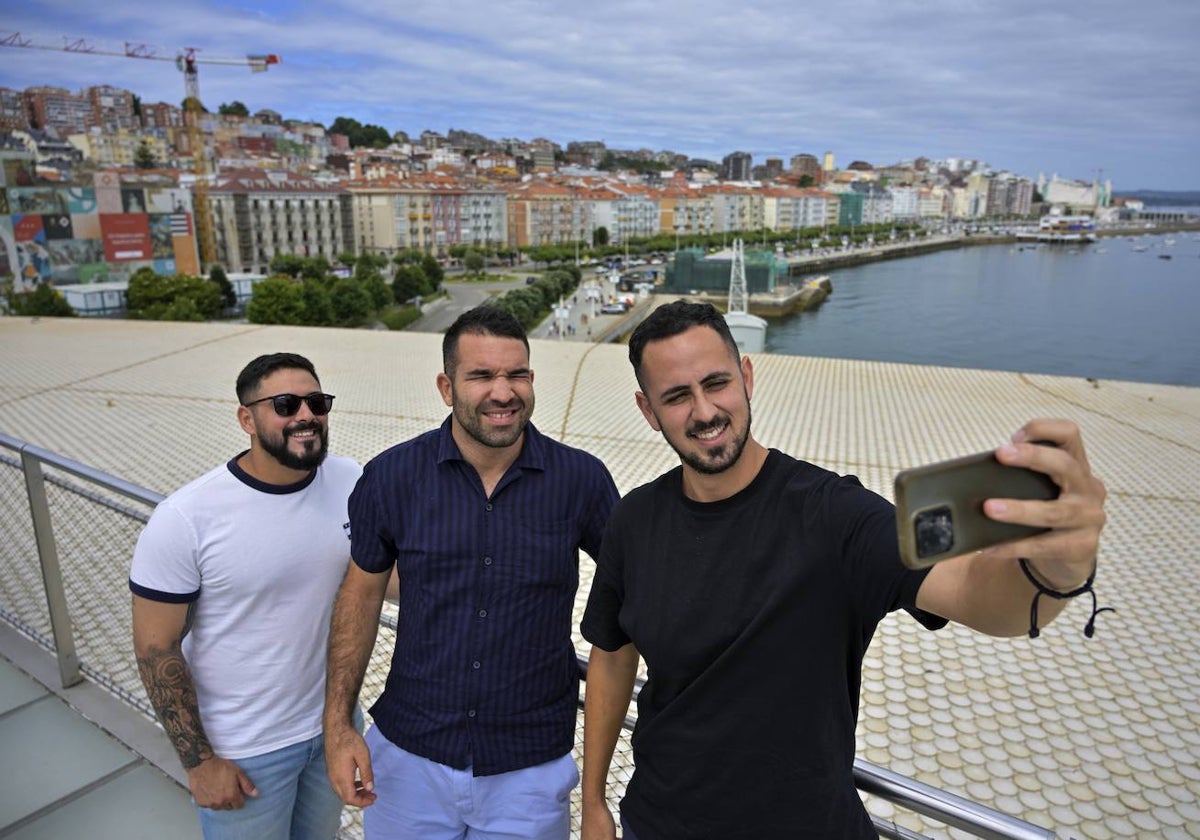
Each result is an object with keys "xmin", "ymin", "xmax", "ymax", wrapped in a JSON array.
[{"xmin": 915, "ymin": 506, "xmax": 955, "ymax": 559}]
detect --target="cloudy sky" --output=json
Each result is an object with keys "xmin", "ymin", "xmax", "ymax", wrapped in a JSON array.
[{"xmin": 3, "ymin": 0, "xmax": 1197, "ymax": 190}]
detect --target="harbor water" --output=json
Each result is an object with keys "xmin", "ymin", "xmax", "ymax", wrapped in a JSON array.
[{"xmin": 767, "ymin": 233, "xmax": 1200, "ymax": 387}]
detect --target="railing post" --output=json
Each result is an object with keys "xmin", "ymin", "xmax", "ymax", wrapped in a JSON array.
[{"xmin": 20, "ymin": 448, "xmax": 83, "ymax": 688}]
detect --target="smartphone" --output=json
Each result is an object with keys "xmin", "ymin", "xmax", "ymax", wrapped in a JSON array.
[{"xmin": 894, "ymin": 450, "xmax": 1060, "ymax": 569}]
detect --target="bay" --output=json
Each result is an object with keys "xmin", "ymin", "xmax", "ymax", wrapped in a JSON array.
[{"xmin": 766, "ymin": 233, "xmax": 1200, "ymax": 387}]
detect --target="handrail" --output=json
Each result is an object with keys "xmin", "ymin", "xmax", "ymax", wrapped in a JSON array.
[{"xmin": 1, "ymin": 434, "xmax": 1057, "ymax": 840}]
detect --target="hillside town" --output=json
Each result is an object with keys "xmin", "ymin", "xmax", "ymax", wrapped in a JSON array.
[{"xmin": 0, "ymin": 80, "xmax": 1182, "ymax": 314}]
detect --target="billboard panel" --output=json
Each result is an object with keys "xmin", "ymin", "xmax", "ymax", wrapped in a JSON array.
[
  {"xmin": 121, "ymin": 188, "xmax": 148, "ymax": 214},
  {"xmin": 148, "ymin": 214, "xmax": 174, "ymax": 259},
  {"xmin": 42, "ymin": 214, "xmax": 73, "ymax": 241},
  {"xmin": 65, "ymin": 187, "xmax": 97, "ymax": 214},
  {"xmin": 70, "ymin": 213, "xmax": 101, "ymax": 239},
  {"xmin": 13, "ymin": 214, "xmax": 45, "ymax": 243},
  {"xmin": 47, "ymin": 238, "xmax": 106, "ymax": 283},
  {"xmin": 9, "ymin": 187, "xmax": 69, "ymax": 215},
  {"xmin": 145, "ymin": 187, "xmax": 191, "ymax": 214},
  {"xmin": 100, "ymin": 213, "xmax": 152, "ymax": 262},
  {"xmin": 94, "ymin": 172, "xmax": 122, "ymax": 213}
]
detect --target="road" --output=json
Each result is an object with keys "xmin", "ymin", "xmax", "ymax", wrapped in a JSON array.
[
  {"xmin": 405, "ymin": 276, "xmax": 529, "ymax": 333},
  {"xmin": 406, "ymin": 271, "xmax": 646, "ymax": 343}
]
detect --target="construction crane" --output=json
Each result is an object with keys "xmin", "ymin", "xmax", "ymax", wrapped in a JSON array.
[{"xmin": 0, "ymin": 31, "xmax": 280, "ymax": 270}]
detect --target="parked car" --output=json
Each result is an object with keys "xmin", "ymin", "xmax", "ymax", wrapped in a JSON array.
[{"xmin": 599, "ymin": 302, "xmax": 628, "ymax": 314}]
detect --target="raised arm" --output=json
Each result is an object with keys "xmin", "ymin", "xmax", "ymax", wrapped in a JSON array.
[
  {"xmin": 323, "ymin": 560, "xmax": 390, "ymax": 807},
  {"xmin": 132, "ymin": 595, "xmax": 258, "ymax": 808},
  {"xmin": 581, "ymin": 642, "xmax": 640, "ymax": 840},
  {"xmin": 917, "ymin": 418, "xmax": 1108, "ymax": 636}
]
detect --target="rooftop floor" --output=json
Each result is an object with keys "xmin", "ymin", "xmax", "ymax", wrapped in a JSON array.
[{"xmin": 1, "ymin": 316, "xmax": 1198, "ymax": 838}]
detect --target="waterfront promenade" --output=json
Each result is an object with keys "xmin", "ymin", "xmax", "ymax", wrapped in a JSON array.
[{"xmin": 1, "ymin": 317, "xmax": 1198, "ymax": 838}]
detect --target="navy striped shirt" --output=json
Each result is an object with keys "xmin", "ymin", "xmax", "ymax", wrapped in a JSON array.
[{"xmin": 349, "ymin": 417, "xmax": 619, "ymax": 775}]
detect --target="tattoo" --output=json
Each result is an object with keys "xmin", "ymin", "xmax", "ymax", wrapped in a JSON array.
[{"xmin": 136, "ymin": 640, "xmax": 213, "ymax": 770}]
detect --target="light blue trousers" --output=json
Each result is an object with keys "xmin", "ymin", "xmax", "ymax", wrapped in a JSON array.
[
  {"xmin": 362, "ymin": 726, "xmax": 578, "ymax": 840},
  {"xmin": 195, "ymin": 730, "xmax": 342, "ymax": 840}
]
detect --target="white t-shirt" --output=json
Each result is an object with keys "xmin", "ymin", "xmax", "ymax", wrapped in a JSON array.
[{"xmin": 130, "ymin": 453, "xmax": 362, "ymax": 759}]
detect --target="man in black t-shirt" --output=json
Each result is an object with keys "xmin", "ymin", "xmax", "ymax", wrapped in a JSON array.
[{"xmin": 580, "ymin": 301, "xmax": 1108, "ymax": 840}]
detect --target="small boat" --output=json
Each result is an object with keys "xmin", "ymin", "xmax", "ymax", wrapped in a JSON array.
[
  {"xmin": 1133, "ymin": 246, "xmax": 1148, "ymax": 252},
  {"xmin": 1158, "ymin": 254, "xmax": 1172, "ymax": 260}
]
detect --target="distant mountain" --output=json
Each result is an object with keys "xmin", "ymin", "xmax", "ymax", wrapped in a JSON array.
[{"xmin": 1114, "ymin": 190, "xmax": 1200, "ymax": 206}]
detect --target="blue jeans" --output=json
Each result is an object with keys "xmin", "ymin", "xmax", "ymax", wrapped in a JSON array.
[
  {"xmin": 195, "ymin": 730, "xmax": 343, "ymax": 840},
  {"xmin": 362, "ymin": 726, "xmax": 578, "ymax": 839}
]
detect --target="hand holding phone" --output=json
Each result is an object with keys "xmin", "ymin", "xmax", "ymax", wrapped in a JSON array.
[{"xmin": 894, "ymin": 449, "xmax": 1060, "ymax": 569}]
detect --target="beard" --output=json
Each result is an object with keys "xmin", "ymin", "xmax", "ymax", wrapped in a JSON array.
[
  {"xmin": 665, "ymin": 401, "xmax": 752, "ymax": 476},
  {"xmin": 259, "ymin": 420, "xmax": 329, "ymax": 471},
  {"xmin": 452, "ymin": 389, "xmax": 534, "ymax": 450}
]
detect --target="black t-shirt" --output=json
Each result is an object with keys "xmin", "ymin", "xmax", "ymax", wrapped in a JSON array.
[{"xmin": 581, "ymin": 450, "xmax": 945, "ymax": 840}]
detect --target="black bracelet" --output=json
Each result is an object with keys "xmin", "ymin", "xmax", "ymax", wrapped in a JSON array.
[{"xmin": 1018, "ymin": 558, "xmax": 1114, "ymax": 639}]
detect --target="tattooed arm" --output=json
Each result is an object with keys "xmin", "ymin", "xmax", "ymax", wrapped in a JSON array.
[{"xmin": 132, "ymin": 595, "xmax": 258, "ymax": 810}]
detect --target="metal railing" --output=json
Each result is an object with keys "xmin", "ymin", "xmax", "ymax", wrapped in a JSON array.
[{"xmin": 0, "ymin": 433, "xmax": 1055, "ymax": 840}]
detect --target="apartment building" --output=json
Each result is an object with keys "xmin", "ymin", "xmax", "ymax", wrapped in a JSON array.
[
  {"xmin": 720, "ymin": 151, "xmax": 753, "ymax": 182},
  {"xmin": 711, "ymin": 186, "xmax": 764, "ymax": 234},
  {"xmin": 659, "ymin": 187, "xmax": 715, "ymax": 241},
  {"xmin": 349, "ymin": 175, "xmax": 507, "ymax": 256},
  {"xmin": 68, "ymin": 130, "xmax": 170, "ymax": 168},
  {"xmin": 24, "ymin": 87, "xmax": 94, "ymax": 135},
  {"xmin": 0, "ymin": 88, "xmax": 29, "ymax": 131},
  {"xmin": 208, "ymin": 172, "xmax": 353, "ymax": 273},
  {"xmin": 87, "ymin": 86, "xmax": 138, "ymax": 133},
  {"xmin": 506, "ymin": 181, "xmax": 587, "ymax": 248}
]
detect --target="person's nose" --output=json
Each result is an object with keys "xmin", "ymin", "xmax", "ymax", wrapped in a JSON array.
[{"xmin": 691, "ymin": 389, "xmax": 719, "ymax": 424}]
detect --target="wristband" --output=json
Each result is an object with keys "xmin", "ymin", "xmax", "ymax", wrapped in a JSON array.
[{"xmin": 1018, "ymin": 558, "xmax": 1113, "ymax": 639}]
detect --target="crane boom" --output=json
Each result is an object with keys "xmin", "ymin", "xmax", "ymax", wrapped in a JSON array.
[
  {"xmin": 0, "ymin": 31, "xmax": 279, "ymax": 70},
  {"xmin": 0, "ymin": 30, "xmax": 280, "ymax": 270}
]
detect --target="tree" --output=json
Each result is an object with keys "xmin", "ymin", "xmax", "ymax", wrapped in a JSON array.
[
  {"xmin": 594, "ymin": 226, "xmax": 610, "ymax": 246},
  {"xmin": 299, "ymin": 279, "xmax": 333, "ymax": 326},
  {"xmin": 393, "ymin": 264, "xmax": 430, "ymax": 303},
  {"xmin": 7, "ymin": 283, "xmax": 76, "ymax": 317},
  {"xmin": 464, "ymin": 250, "xmax": 485, "ymax": 274},
  {"xmin": 327, "ymin": 116, "xmax": 391, "ymax": 149},
  {"xmin": 269, "ymin": 254, "xmax": 307, "ymax": 278},
  {"xmin": 218, "ymin": 101, "xmax": 250, "ymax": 117},
  {"xmin": 330, "ymin": 277, "xmax": 372, "ymax": 326},
  {"xmin": 126, "ymin": 269, "xmax": 222, "ymax": 321},
  {"xmin": 359, "ymin": 272, "xmax": 392, "ymax": 311},
  {"xmin": 420, "ymin": 253, "xmax": 444, "ymax": 291},
  {"xmin": 300, "ymin": 256, "xmax": 331, "ymax": 281},
  {"xmin": 209, "ymin": 265, "xmax": 237, "ymax": 310},
  {"xmin": 180, "ymin": 96, "xmax": 208, "ymax": 114},
  {"xmin": 247, "ymin": 277, "xmax": 305, "ymax": 325},
  {"xmin": 797, "ymin": 174, "xmax": 815, "ymax": 188},
  {"xmin": 134, "ymin": 141, "xmax": 156, "ymax": 170}
]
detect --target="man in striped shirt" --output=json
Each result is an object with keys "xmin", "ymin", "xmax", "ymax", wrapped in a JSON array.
[{"xmin": 324, "ymin": 305, "xmax": 619, "ymax": 839}]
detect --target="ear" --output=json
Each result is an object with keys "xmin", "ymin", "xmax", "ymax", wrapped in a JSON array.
[
  {"xmin": 237, "ymin": 404, "xmax": 256, "ymax": 437},
  {"xmin": 742, "ymin": 355, "xmax": 755, "ymax": 402},
  {"xmin": 634, "ymin": 391, "xmax": 661, "ymax": 432},
  {"xmin": 436, "ymin": 371, "xmax": 453, "ymax": 407}
]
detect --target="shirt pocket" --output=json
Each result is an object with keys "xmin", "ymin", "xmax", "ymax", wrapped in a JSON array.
[{"xmin": 501, "ymin": 516, "xmax": 577, "ymax": 588}]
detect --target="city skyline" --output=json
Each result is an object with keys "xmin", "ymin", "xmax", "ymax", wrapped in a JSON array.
[{"xmin": 2, "ymin": 0, "xmax": 1197, "ymax": 191}]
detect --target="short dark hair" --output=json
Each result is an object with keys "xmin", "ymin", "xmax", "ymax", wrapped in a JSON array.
[
  {"xmin": 628, "ymin": 300, "xmax": 741, "ymax": 390},
  {"xmin": 236, "ymin": 353, "xmax": 320, "ymax": 403},
  {"xmin": 443, "ymin": 305, "xmax": 530, "ymax": 377}
]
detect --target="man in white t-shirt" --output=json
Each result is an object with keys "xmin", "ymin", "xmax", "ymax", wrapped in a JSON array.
[{"xmin": 131, "ymin": 352, "xmax": 361, "ymax": 840}]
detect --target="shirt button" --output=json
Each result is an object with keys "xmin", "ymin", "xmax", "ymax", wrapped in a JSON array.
[
  {"xmin": 472, "ymin": 660, "xmax": 481, "ymax": 670},
  {"xmin": 468, "ymin": 709, "xmax": 476, "ymax": 718},
  {"xmin": 483, "ymin": 556, "xmax": 493, "ymax": 566},
  {"xmin": 485, "ymin": 503, "xmax": 493, "ymax": 511},
  {"xmin": 478, "ymin": 609, "xmax": 488, "ymax": 618}
]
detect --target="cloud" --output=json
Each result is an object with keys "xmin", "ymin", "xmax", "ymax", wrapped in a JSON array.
[{"xmin": 2, "ymin": 0, "xmax": 1197, "ymax": 188}]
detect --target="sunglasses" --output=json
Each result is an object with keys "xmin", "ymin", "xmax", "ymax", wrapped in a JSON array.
[{"xmin": 242, "ymin": 392, "xmax": 335, "ymax": 417}]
